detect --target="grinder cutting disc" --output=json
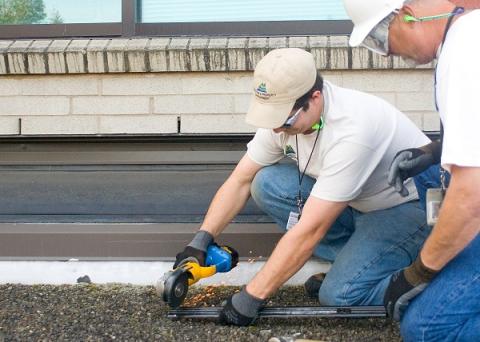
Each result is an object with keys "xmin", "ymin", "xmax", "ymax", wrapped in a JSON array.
[{"xmin": 158, "ymin": 268, "xmax": 190, "ymax": 308}]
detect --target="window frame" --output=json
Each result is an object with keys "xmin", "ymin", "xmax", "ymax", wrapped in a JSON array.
[{"xmin": 0, "ymin": 0, "xmax": 353, "ymax": 39}]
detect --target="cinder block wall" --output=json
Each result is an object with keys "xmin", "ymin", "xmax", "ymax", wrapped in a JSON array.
[{"xmin": 0, "ymin": 37, "xmax": 438, "ymax": 136}]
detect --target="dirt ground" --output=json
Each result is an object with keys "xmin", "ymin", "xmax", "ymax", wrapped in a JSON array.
[{"xmin": 0, "ymin": 284, "xmax": 401, "ymax": 341}]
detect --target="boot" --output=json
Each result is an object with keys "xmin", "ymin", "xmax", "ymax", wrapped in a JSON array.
[{"xmin": 304, "ymin": 273, "xmax": 326, "ymax": 298}]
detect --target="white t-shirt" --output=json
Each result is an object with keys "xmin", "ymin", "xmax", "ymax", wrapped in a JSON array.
[
  {"xmin": 436, "ymin": 10, "xmax": 480, "ymax": 172},
  {"xmin": 247, "ymin": 81, "xmax": 430, "ymax": 213}
]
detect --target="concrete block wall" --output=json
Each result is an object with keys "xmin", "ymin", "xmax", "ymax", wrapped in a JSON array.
[{"xmin": 0, "ymin": 37, "xmax": 439, "ymax": 136}]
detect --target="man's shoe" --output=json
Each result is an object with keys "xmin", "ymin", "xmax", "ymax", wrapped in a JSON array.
[{"xmin": 304, "ymin": 273, "xmax": 326, "ymax": 298}]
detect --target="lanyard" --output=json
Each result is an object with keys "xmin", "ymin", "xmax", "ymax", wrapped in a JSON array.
[
  {"xmin": 295, "ymin": 125, "xmax": 321, "ymax": 215},
  {"xmin": 433, "ymin": 6, "xmax": 464, "ymax": 191}
]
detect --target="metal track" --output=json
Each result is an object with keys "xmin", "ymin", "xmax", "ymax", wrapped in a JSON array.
[{"xmin": 168, "ymin": 305, "xmax": 386, "ymax": 319}]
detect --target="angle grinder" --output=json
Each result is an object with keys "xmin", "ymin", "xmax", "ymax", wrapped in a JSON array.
[{"xmin": 156, "ymin": 244, "xmax": 238, "ymax": 308}]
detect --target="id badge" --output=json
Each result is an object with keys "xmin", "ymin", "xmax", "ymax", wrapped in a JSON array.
[
  {"xmin": 286, "ymin": 211, "xmax": 300, "ymax": 230},
  {"xmin": 426, "ymin": 188, "xmax": 444, "ymax": 226}
]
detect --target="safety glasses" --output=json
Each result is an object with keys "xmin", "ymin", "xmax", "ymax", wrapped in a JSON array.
[
  {"xmin": 361, "ymin": 11, "xmax": 397, "ymax": 56},
  {"xmin": 281, "ymin": 107, "xmax": 303, "ymax": 128}
]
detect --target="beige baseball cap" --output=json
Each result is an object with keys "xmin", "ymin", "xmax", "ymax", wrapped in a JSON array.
[{"xmin": 246, "ymin": 48, "xmax": 317, "ymax": 129}]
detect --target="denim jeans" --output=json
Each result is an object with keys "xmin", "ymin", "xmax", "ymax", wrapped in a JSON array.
[
  {"xmin": 401, "ymin": 235, "xmax": 480, "ymax": 341},
  {"xmin": 401, "ymin": 164, "xmax": 480, "ymax": 341},
  {"xmin": 250, "ymin": 163, "xmax": 430, "ymax": 305}
]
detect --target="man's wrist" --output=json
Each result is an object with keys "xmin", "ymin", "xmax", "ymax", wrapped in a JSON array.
[
  {"xmin": 404, "ymin": 256, "xmax": 438, "ymax": 285},
  {"xmin": 232, "ymin": 287, "xmax": 265, "ymax": 317},
  {"xmin": 245, "ymin": 282, "xmax": 269, "ymax": 300},
  {"xmin": 187, "ymin": 230, "xmax": 214, "ymax": 252}
]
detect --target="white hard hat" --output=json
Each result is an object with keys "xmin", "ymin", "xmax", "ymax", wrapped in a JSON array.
[{"xmin": 343, "ymin": 0, "xmax": 406, "ymax": 47}]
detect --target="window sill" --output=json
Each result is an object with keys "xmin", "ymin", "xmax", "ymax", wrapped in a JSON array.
[{"xmin": 0, "ymin": 36, "xmax": 434, "ymax": 75}]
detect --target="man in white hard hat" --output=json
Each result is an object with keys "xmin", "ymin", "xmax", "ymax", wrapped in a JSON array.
[
  {"xmin": 173, "ymin": 47, "xmax": 433, "ymax": 326},
  {"xmin": 344, "ymin": 0, "xmax": 480, "ymax": 340}
]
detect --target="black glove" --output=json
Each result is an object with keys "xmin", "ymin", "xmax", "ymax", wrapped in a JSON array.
[
  {"xmin": 173, "ymin": 246, "xmax": 206, "ymax": 268},
  {"xmin": 173, "ymin": 230, "xmax": 214, "ymax": 268},
  {"xmin": 219, "ymin": 287, "xmax": 265, "ymax": 326},
  {"xmin": 384, "ymin": 257, "xmax": 438, "ymax": 321},
  {"xmin": 388, "ymin": 140, "xmax": 442, "ymax": 197}
]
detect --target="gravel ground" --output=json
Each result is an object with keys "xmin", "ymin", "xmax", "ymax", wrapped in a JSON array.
[{"xmin": 0, "ymin": 284, "xmax": 400, "ymax": 341}]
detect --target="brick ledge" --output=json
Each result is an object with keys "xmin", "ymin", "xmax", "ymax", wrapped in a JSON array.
[{"xmin": 0, "ymin": 36, "xmax": 434, "ymax": 75}]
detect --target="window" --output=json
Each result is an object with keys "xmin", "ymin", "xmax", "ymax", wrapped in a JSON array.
[
  {"xmin": 136, "ymin": 0, "xmax": 351, "ymax": 36},
  {"xmin": 0, "ymin": 0, "xmax": 352, "ymax": 39},
  {"xmin": 140, "ymin": 0, "xmax": 348, "ymax": 23},
  {"xmin": 0, "ymin": 0, "xmax": 121, "ymax": 25},
  {"xmin": 0, "ymin": 0, "xmax": 123, "ymax": 38}
]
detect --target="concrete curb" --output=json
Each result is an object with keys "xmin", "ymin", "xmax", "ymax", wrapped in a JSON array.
[{"xmin": 0, "ymin": 260, "xmax": 331, "ymax": 286}]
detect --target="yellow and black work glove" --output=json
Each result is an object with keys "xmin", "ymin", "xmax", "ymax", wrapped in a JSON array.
[
  {"xmin": 173, "ymin": 230, "xmax": 214, "ymax": 268},
  {"xmin": 384, "ymin": 257, "xmax": 438, "ymax": 321},
  {"xmin": 388, "ymin": 140, "xmax": 442, "ymax": 197},
  {"xmin": 219, "ymin": 287, "xmax": 265, "ymax": 326}
]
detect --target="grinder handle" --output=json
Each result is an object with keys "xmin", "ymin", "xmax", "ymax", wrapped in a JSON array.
[{"xmin": 185, "ymin": 262, "xmax": 217, "ymax": 286}]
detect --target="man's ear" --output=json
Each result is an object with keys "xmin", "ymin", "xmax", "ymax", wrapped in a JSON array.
[
  {"xmin": 401, "ymin": 4, "xmax": 418, "ymax": 23},
  {"xmin": 311, "ymin": 90, "xmax": 322, "ymax": 100}
]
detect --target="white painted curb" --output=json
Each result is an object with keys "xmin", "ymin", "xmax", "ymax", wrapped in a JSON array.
[{"xmin": 0, "ymin": 260, "xmax": 331, "ymax": 286}]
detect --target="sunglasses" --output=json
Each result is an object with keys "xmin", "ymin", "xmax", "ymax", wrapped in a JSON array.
[
  {"xmin": 361, "ymin": 11, "xmax": 397, "ymax": 56},
  {"xmin": 281, "ymin": 107, "xmax": 303, "ymax": 128}
]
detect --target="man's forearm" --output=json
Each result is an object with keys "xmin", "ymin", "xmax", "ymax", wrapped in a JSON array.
[
  {"xmin": 200, "ymin": 176, "xmax": 252, "ymax": 237},
  {"xmin": 421, "ymin": 166, "xmax": 480, "ymax": 270},
  {"xmin": 422, "ymin": 139, "xmax": 442, "ymax": 164},
  {"xmin": 246, "ymin": 225, "xmax": 324, "ymax": 299},
  {"xmin": 245, "ymin": 197, "xmax": 347, "ymax": 299},
  {"xmin": 199, "ymin": 154, "xmax": 261, "ymax": 237}
]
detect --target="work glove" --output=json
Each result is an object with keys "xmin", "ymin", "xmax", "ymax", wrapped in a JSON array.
[
  {"xmin": 388, "ymin": 140, "xmax": 442, "ymax": 197},
  {"xmin": 219, "ymin": 287, "xmax": 265, "ymax": 326},
  {"xmin": 384, "ymin": 256, "xmax": 438, "ymax": 321},
  {"xmin": 173, "ymin": 230, "xmax": 214, "ymax": 268}
]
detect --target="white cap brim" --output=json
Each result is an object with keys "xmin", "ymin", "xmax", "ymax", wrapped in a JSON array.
[
  {"xmin": 348, "ymin": 1, "xmax": 405, "ymax": 47},
  {"xmin": 245, "ymin": 96, "xmax": 295, "ymax": 129},
  {"xmin": 349, "ymin": 25, "xmax": 373, "ymax": 47}
]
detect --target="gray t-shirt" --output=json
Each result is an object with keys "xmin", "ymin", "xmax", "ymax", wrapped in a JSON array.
[{"xmin": 247, "ymin": 81, "xmax": 430, "ymax": 213}]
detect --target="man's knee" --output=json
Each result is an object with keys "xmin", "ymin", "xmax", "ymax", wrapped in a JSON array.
[
  {"xmin": 317, "ymin": 277, "xmax": 353, "ymax": 306},
  {"xmin": 318, "ymin": 273, "xmax": 385, "ymax": 306}
]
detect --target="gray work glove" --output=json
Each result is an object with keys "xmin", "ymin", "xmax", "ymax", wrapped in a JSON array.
[
  {"xmin": 219, "ymin": 287, "xmax": 265, "ymax": 326},
  {"xmin": 384, "ymin": 257, "xmax": 438, "ymax": 321},
  {"xmin": 173, "ymin": 230, "xmax": 213, "ymax": 268},
  {"xmin": 388, "ymin": 140, "xmax": 442, "ymax": 197}
]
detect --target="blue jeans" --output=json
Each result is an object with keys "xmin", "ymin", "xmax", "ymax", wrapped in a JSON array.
[
  {"xmin": 401, "ymin": 164, "xmax": 480, "ymax": 341},
  {"xmin": 251, "ymin": 163, "xmax": 430, "ymax": 305},
  {"xmin": 401, "ymin": 235, "xmax": 480, "ymax": 341}
]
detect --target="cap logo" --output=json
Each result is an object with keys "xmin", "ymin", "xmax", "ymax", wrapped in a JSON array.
[{"xmin": 254, "ymin": 82, "xmax": 276, "ymax": 100}]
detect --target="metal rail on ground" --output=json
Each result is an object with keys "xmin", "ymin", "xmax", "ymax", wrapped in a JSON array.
[{"xmin": 168, "ymin": 305, "xmax": 387, "ymax": 320}]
